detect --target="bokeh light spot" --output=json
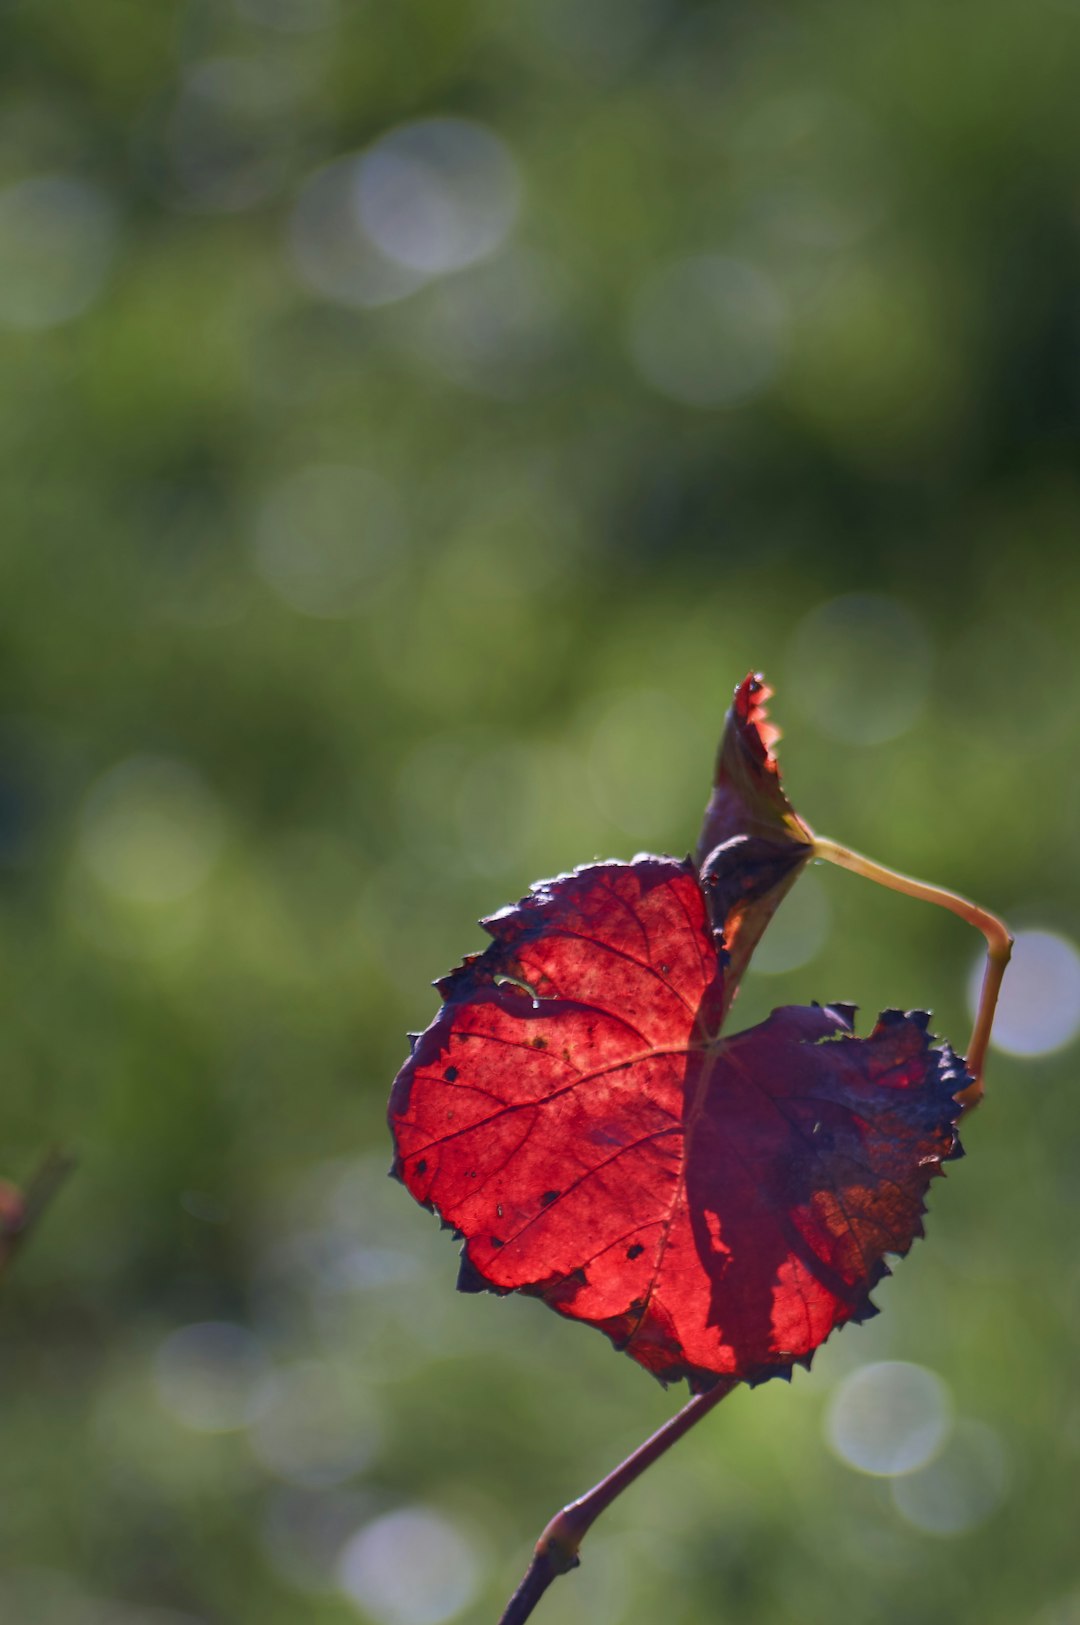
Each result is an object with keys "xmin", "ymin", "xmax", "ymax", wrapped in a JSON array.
[
  {"xmin": 825, "ymin": 1361, "xmax": 952, "ymax": 1477},
  {"xmin": 0, "ymin": 174, "xmax": 117, "ymax": 330},
  {"xmin": 250, "ymin": 1361, "xmax": 379, "ymax": 1487},
  {"xmin": 337, "ymin": 1507, "xmax": 482, "ymax": 1625},
  {"xmin": 357, "ymin": 119, "xmax": 521, "ymax": 276},
  {"xmin": 288, "ymin": 157, "xmax": 426, "ymax": 308},
  {"xmin": 263, "ymin": 1487, "xmax": 372, "ymax": 1595},
  {"xmin": 969, "ymin": 928, "xmax": 1080, "ymax": 1057},
  {"xmin": 786, "ymin": 593, "xmax": 931, "ymax": 744},
  {"xmin": 890, "ymin": 1418, "xmax": 1008, "ymax": 1535},
  {"xmin": 628, "ymin": 255, "xmax": 786, "ymax": 408},
  {"xmin": 250, "ymin": 464, "xmax": 406, "ymax": 619},
  {"xmin": 404, "ymin": 248, "xmax": 574, "ymax": 399},
  {"xmin": 79, "ymin": 757, "xmax": 224, "ymax": 905},
  {"xmin": 154, "ymin": 1322, "xmax": 272, "ymax": 1434}
]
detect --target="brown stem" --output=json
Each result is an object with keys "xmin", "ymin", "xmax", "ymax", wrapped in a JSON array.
[
  {"xmin": 812, "ymin": 837, "xmax": 1012, "ymax": 1109},
  {"xmin": 498, "ymin": 1375, "xmax": 739, "ymax": 1625}
]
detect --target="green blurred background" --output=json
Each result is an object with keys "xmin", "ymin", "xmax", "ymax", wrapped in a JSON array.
[{"xmin": 2, "ymin": 0, "xmax": 1080, "ymax": 1621}]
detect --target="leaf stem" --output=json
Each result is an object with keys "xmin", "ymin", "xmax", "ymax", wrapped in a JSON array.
[
  {"xmin": 498, "ymin": 1375, "xmax": 738, "ymax": 1625},
  {"xmin": 811, "ymin": 836, "xmax": 1012, "ymax": 1108}
]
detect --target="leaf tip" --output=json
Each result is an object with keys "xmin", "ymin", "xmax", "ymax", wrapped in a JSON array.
[
  {"xmin": 850, "ymin": 1299, "xmax": 881, "ymax": 1325},
  {"xmin": 456, "ymin": 1250, "xmax": 491, "ymax": 1294},
  {"xmin": 732, "ymin": 671, "xmax": 781, "ymax": 760}
]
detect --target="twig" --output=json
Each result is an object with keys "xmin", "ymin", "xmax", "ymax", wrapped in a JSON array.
[
  {"xmin": 812, "ymin": 837, "xmax": 1012, "ymax": 1110},
  {"xmin": 498, "ymin": 1375, "xmax": 738, "ymax": 1624}
]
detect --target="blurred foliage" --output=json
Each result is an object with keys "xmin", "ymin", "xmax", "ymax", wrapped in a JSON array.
[{"xmin": 1, "ymin": 0, "xmax": 1080, "ymax": 1622}]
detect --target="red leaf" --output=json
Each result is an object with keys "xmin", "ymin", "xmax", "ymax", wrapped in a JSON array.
[{"xmin": 389, "ymin": 677, "xmax": 969, "ymax": 1390}]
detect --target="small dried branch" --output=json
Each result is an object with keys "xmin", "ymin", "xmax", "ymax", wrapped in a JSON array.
[{"xmin": 498, "ymin": 1376, "xmax": 738, "ymax": 1625}]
